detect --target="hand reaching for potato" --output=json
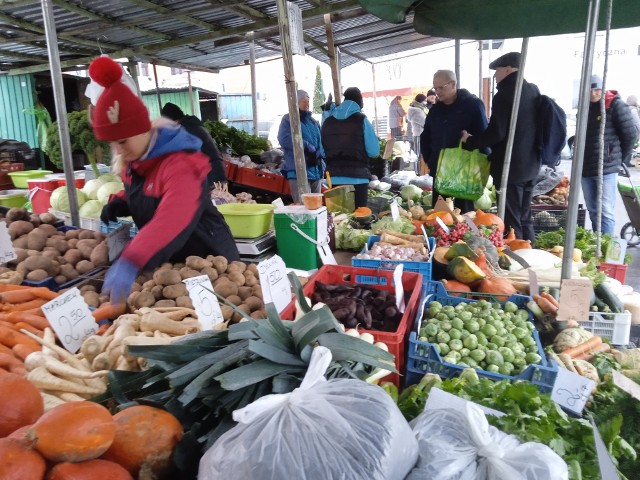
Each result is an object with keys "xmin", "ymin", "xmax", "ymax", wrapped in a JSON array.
[{"xmin": 103, "ymin": 259, "xmax": 139, "ymax": 304}]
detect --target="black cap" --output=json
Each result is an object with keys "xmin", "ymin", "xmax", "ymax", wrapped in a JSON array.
[
  {"xmin": 343, "ymin": 87, "xmax": 363, "ymax": 108},
  {"xmin": 161, "ymin": 102, "xmax": 184, "ymax": 121},
  {"xmin": 427, "ymin": 89, "xmax": 437, "ymax": 97},
  {"xmin": 489, "ymin": 52, "xmax": 521, "ymax": 69}
]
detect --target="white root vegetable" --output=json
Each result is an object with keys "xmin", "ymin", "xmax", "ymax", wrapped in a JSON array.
[
  {"xmin": 359, "ymin": 333, "xmax": 375, "ymax": 344},
  {"xmin": 41, "ymin": 391, "xmax": 66, "ymax": 411},
  {"xmin": 25, "ymin": 351, "xmax": 108, "ymax": 379},
  {"xmin": 80, "ymin": 335, "xmax": 113, "ymax": 363},
  {"xmin": 122, "ymin": 335, "xmax": 174, "ymax": 348},
  {"xmin": 57, "ymin": 392, "xmax": 86, "ymax": 402},
  {"xmin": 42, "ymin": 328, "xmax": 58, "ymax": 358},
  {"xmin": 114, "ymin": 356, "xmax": 135, "ymax": 371},
  {"xmin": 28, "ymin": 366, "xmax": 106, "ymax": 395},
  {"xmin": 114, "ymin": 314, "xmax": 141, "ymax": 330},
  {"xmin": 19, "ymin": 329, "xmax": 91, "ymax": 372},
  {"xmin": 147, "ymin": 306, "xmax": 197, "ymax": 321},
  {"xmin": 136, "ymin": 357, "xmax": 147, "ymax": 370},
  {"xmin": 153, "ymin": 330, "xmax": 171, "ymax": 338},
  {"xmin": 139, "ymin": 308, "xmax": 200, "ymax": 335},
  {"xmin": 91, "ymin": 351, "xmax": 112, "ymax": 371},
  {"xmin": 344, "ymin": 329, "xmax": 360, "ymax": 338}
]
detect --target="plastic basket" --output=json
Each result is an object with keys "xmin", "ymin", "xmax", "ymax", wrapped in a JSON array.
[
  {"xmin": 598, "ymin": 262, "xmax": 627, "ymax": 283},
  {"xmin": 50, "ymin": 210, "xmax": 101, "ymax": 232},
  {"xmin": 217, "ymin": 203, "xmax": 275, "ymax": 238},
  {"xmin": 22, "ymin": 267, "xmax": 107, "ymax": 292},
  {"xmin": 405, "ymin": 280, "xmax": 557, "ymax": 392},
  {"xmin": 99, "ymin": 219, "xmax": 139, "ymax": 238},
  {"xmin": 577, "ymin": 311, "xmax": 632, "ymax": 345},
  {"xmin": 235, "ymin": 167, "xmax": 285, "ymax": 193},
  {"xmin": 0, "ymin": 189, "xmax": 28, "ymax": 208},
  {"xmin": 352, "ymin": 235, "xmax": 434, "ymax": 281},
  {"xmin": 223, "ymin": 160, "xmax": 238, "ymax": 182},
  {"xmin": 280, "ymin": 265, "xmax": 425, "ymax": 387},
  {"xmin": 8, "ymin": 170, "xmax": 52, "ymax": 188}
]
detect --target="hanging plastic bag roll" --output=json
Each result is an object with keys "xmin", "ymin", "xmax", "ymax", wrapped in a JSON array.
[{"xmin": 198, "ymin": 346, "xmax": 419, "ymax": 480}]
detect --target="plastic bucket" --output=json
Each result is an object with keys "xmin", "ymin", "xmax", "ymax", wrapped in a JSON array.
[
  {"xmin": 55, "ymin": 178, "xmax": 85, "ymax": 189},
  {"xmin": 28, "ymin": 178, "xmax": 57, "ymax": 214},
  {"xmin": 323, "ymin": 185, "xmax": 355, "ymax": 214}
]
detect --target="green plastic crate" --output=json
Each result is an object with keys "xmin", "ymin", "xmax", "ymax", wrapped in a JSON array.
[{"xmin": 217, "ymin": 203, "xmax": 274, "ymax": 238}]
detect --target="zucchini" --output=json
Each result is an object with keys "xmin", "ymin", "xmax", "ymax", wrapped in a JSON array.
[{"xmin": 594, "ymin": 283, "xmax": 624, "ymax": 313}]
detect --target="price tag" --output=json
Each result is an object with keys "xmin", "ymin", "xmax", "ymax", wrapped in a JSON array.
[
  {"xmin": 612, "ymin": 370, "xmax": 640, "ymax": 401},
  {"xmin": 556, "ymin": 278, "xmax": 592, "ymax": 322},
  {"xmin": 107, "ymin": 223, "xmax": 131, "ymax": 262},
  {"xmin": 435, "ymin": 216, "xmax": 450, "ymax": 234},
  {"xmin": 393, "ymin": 264, "xmax": 405, "ymax": 313},
  {"xmin": 551, "ymin": 367, "xmax": 596, "ymax": 415},
  {"xmin": 272, "ymin": 197, "xmax": 285, "ymax": 209},
  {"xmin": 317, "ymin": 242, "xmax": 337, "ymax": 265},
  {"xmin": 420, "ymin": 225, "xmax": 430, "ymax": 254},
  {"xmin": 0, "ymin": 222, "xmax": 17, "ymax": 264},
  {"xmin": 528, "ymin": 270, "xmax": 539, "ymax": 297},
  {"xmin": 41, "ymin": 288, "xmax": 98, "ymax": 353},
  {"xmin": 590, "ymin": 416, "xmax": 622, "ymax": 480},
  {"xmin": 390, "ymin": 201, "xmax": 400, "ymax": 221},
  {"xmin": 463, "ymin": 215, "xmax": 480, "ymax": 235},
  {"xmin": 258, "ymin": 255, "xmax": 292, "ymax": 313},
  {"xmin": 183, "ymin": 275, "xmax": 224, "ymax": 330}
]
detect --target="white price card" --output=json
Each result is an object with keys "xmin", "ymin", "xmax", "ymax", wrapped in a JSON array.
[
  {"xmin": 556, "ymin": 278, "xmax": 592, "ymax": 322},
  {"xmin": 551, "ymin": 367, "xmax": 596, "ymax": 415},
  {"xmin": 0, "ymin": 222, "xmax": 17, "ymax": 264},
  {"xmin": 272, "ymin": 197, "xmax": 285, "ymax": 209},
  {"xmin": 528, "ymin": 270, "xmax": 539, "ymax": 298},
  {"xmin": 41, "ymin": 287, "xmax": 98, "ymax": 353},
  {"xmin": 258, "ymin": 255, "xmax": 292, "ymax": 313},
  {"xmin": 390, "ymin": 201, "xmax": 400, "ymax": 221},
  {"xmin": 393, "ymin": 264, "xmax": 405, "ymax": 313},
  {"xmin": 107, "ymin": 223, "xmax": 131, "ymax": 262},
  {"xmin": 463, "ymin": 215, "xmax": 480, "ymax": 235},
  {"xmin": 435, "ymin": 216, "xmax": 450, "ymax": 234},
  {"xmin": 183, "ymin": 275, "xmax": 224, "ymax": 330}
]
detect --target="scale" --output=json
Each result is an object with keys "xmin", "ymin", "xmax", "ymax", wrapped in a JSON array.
[{"xmin": 235, "ymin": 231, "xmax": 276, "ymax": 262}]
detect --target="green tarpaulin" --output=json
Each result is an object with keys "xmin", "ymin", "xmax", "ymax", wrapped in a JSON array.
[{"xmin": 359, "ymin": 0, "xmax": 640, "ymax": 39}]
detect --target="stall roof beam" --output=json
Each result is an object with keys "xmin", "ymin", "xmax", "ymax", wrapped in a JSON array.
[{"xmin": 125, "ymin": 0, "xmax": 220, "ymax": 31}]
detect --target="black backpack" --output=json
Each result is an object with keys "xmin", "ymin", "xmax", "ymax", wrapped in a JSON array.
[{"xmin": 536, "ymin": 95, "xmax": 567, "ymax": 168}]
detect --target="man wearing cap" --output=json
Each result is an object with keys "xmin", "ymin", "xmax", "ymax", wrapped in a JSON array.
[
  {"xmin": 161, "ymin": 102, "xmax": 227, "ymax": 187},
  {"xmin": 277, "ymin": 89, "xmax": 324, "ymax": 203},
  {"xmin": 321, "ymin": 87, "xmax": 380, "ymax": 209},
  {"xmin": 462, "ymin": 52, "xmax": 540, "ymax": 241},
  {"xmin": 581, "ymin": 75, "xmax": 637, "ymax": 234}
]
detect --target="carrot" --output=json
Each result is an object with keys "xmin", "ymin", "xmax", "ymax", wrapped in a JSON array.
[
  {"xmin": 4, "ymin": 298, "xmax": 47, "ymax": 312},
  {"xmin": 562, "ymin": 336, "xmax": 603, "ymax": 358},
  {"xmin": 0, "ymin": 290, "xmax": 37, "ymax": 304},
  {"xmin": 0, "ymin": 352, "xmax": 23, "ymax": 371},
  {"xmin": 573, "ymin": 342, "xmax": 611, "ymax": 361},
  {"xmin": 29, "ymin": 288, "xmax": 59, "ymax": 301},
  {"xmin": 19, "ymin": 308, "xmax": 46, "ymax": 317},
  {"xmin": 92, "ymin": 303, "xmax": 127, "ymax": 323},
  {"xmin": 540, "ymin": 292, "xmax": 560, "ymax": 309},
  {"xmin": 12, "ymin": 343, "xmax": 40, "ymax": 361},
  {"xmin": 0, "ymin": 285, "xmax": 34, "ymax": 292},
  {"xmin": 13, "ymin": 322, "xmax": 43, "ymax": 338},
  {"xmin": 0, "ymin": 343, "xmax": 14, "ymax": 356},
  {"xmin": 0, "ymin": 325, "xmax": 41, "ymax": 351},
  {"xmin": 533, "ymin": 294, "xmax": 558, "ymax": 315},
  {"xmin": 96, "ymin": 323, "xmax": 111, "ymax": 335},
  {"xmin": 5, "ymin": 312, "xmax": 50, "ymax": 330},
  {"xmin": 0, "ymin": 367, "xmax": 8, "ymax": 374}
]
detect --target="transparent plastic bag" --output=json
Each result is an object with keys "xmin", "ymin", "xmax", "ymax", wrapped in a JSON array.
[
  {"xmin": 198, "ymin": 347, "xmax": 419, "ymax": 480},
  {"xmin": 407, "ymin": 402, "xmax": 568, "ymax": 480},
  {"xmin": 435, "ymin": 143, "xmax": 490, "ymax": 200}
]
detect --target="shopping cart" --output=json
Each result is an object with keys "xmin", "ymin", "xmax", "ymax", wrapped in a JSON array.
[{"xmin": 617, "ymin": 163, "xmax": 640, "ymax": 246}]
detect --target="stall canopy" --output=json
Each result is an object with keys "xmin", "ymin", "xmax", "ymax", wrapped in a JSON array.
[
  {"xmin": 0, "ymin": 0, "xmax": 447, "ymax": 75},
  {"xmin": 358, "ymin": 0, "xmax": 640, "ymax": 39}
]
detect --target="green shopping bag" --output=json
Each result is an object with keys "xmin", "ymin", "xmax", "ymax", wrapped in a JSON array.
[{"xmin": 434, "ymin": 142, "xmax": 490, "ymax": 200}]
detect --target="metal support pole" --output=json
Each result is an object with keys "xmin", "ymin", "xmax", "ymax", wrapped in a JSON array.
[
  {"xmin": 497, "ymin": 38, "xmax": 529, "ymax": 220},
  {"xmin": 371, "ymin": 63, "xmax": 379, "ymax": 137},
  {"xmin": 249, "ymin": 35, "xmax": 259, "ymax": 136},
  {"xmin": 152, "ymin": 63, "xmax": 162, "ymax": 113},
  {"xmin": 40, "ymin": 0, "xmax": 79, "ymax": 226},
  {"xmin": 478, "ymin": 41, "xmax": 483, "ymax": 100},
  {"xmin": 455, "ymin": 39, "xmax": 461, "ymax": 87},
  {"xmin": 277, "ymin": 0, "xmax": 309, "ymax": 199},
  {"xmin": 324, "ymin": 13, "xmax": 341, "ymax": 105},
  {"xmin": 187, "ymin": 71, "xmax": 195, "ymax": 115},
  {"xmin": 562, "ymin": 0, "xmax": 601, "ymax": 280}
]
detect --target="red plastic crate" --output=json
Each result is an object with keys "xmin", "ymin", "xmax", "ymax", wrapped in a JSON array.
[
  {"xmin": 235, "ymin": 167, "xmax": 285, "ymax": 193},
  {"xmin": 599, "ymin": 262, "xmax": 627, "ymax": 283},
  {"xmin": 281, "ymin": 265, "xmax": 424, "ymax": 387},
  {"xmin": 281, "ymin": 180, "xmax": 291, "ymax": 196},
  {"xmin": 223, "ymin": 160, "xmax": 238, "ymax": 182}
]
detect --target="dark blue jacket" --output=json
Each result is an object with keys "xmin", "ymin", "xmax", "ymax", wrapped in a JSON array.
[
  {"xmin": 277, "ymin": 110, "xmax": 324, "ymax": 181},
  {"xmin": 420, "ymin": 89, "xmax": 489, "ymax": 174}
]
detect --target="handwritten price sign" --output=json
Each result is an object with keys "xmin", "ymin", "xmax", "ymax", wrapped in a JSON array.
[
  {"xmin": 258, "ymin": 255, "xmax": 292, "ymax": 313},
  {"xmin": 0, "ymin": 222, "xmax": 17, "ymax": 264},
  {"xmin": 551, "ymin": 367, "xmax": 596, "ymax": 415},
  {"xmin": 41, "ymin": 288, "xmax": 98, "ymax": 353},
  {"xmin": 183, "ymin": 275, "xmax": 224, "ymax": 330}
]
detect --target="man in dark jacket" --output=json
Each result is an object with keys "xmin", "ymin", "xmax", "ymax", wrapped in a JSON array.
[
  {"xmin": 420, "ymin": 70, "xmax": 489, "ymax": 212},
  {"xmin": 161, "ymin": 103, "xmax": 227, "ymax": 187},
  {"xmin": 581, "ymin": 75, "xmax": 638, "ymax": 234},
  {"xmin": 462, "ymin": 52, "xmax": 540, "ymax": 241}
]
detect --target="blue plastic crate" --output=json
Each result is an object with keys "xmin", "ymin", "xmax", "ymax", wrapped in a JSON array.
[
  {"xmin": 352, "ymin": 235, "xmax": 434, "ymax": 280},
  {"xmin": 405, "ymin": 280, "xmax": 557, "ymax": 392},
  {"xmin": 99, "ymin": 219, "xmax": 138, "ymax": 238},
  {"xmin": 23, "ymin": 267, "xmax": 107, "ymax": 292}
]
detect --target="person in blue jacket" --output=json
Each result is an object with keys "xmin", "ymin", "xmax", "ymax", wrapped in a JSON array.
[
  {"xmin": 321, "ymin": 87, "xmax": 380, "ymax": 208},
  {"xmin": 277, "ymin": 90, "xmax": 324, "ymax": 202}
]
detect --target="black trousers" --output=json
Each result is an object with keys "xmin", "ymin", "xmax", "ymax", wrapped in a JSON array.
[
  {"xmin": 503, "ymin": 180, "xmax": 535, "ymax": 242},
  {"xmin": 353, "ymin": 183, "xmax": 369, "ymax": 208}
]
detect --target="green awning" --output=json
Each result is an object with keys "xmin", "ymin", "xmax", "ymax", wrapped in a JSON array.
[{"xmin": 358, "ymin": 0, "xmax": 640, "ymax": 39}]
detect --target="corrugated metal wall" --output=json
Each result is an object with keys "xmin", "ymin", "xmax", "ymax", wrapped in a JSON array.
[
  {"xmin": 141, "ymin": 90, "xmax": 201, "ymax": 120},
  {"xmin": 217, "ymin": 94, "xmax": 252, "ymax": 120},
  {"xmin": 0, "ymin": 75, "xmax": 38, "ymax": 147}
]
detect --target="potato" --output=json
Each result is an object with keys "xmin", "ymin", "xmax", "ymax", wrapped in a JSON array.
[
  {"xmin": 244, "ymin": 273, "xmax": 259, "ymax": 287},
  {"xmin": 78, "ymin": 230, "xmax": 96, "ymax": 240},
  {"xmin": 64, "ymin": 229, "xmax": 79, "ymax": 240},
  {"xmin": 29, "ymin": 214, "xmax": 41, "ymax": 227},
  {"xmin": 45, "ymin": 237, "xmax": 68, "ymax": 254},
  {"xmin": 201, "ymin": 266, "xmax": 218, "ymax": 283},
  {"xmin": 220, "ymin": 305, "xmax": 234, "ymax": 321},
  {"xmin": 226, "ymin": 295, "xmax": 242, "ymax": 307},
  {"xmin": 90, "ymin": 243, "xmax": 109, "ymax": 267},
  {"xmin": 231, "ymin": 304, "xmax": 251, "ymax": 323},
  {"xmin": 244, "ymin": 296, "xmax": 264, "ymax": 312},
  {"xmin": 151, "ymin": 285, "xmax": 164, "ymax": 300},
  {"xmin": 93, "ymin": 231, "xmax": 106, "ymax": 241},
  {"xmin": 228, "ymin": 272, "xmax": 245, "ymax": 286},
  {"xmin": 246, "ymin": 263, "xmax": 259, "ymax": 275},
  {"xmin": 160, "ymin": 262, "xmax": 173, "ymax": 270},
  {"xmin": 67, "ymin": 238, "xmax": 78, "ymax": 248},
  {"xmin": 76, "ymin": 260, "xmax": 95, "ymax": 275},
  {"xmin": 133, "ymin": 291, "xmax": 156, "ymax": 309},
  {"xmin": 155, "ymin": 299, "xmax": 177, "ymax": 308},
  {"xmin": 209, "ymin": 256, "xmax": 228, "ymax": 275},
  {"xmin": 8, "ymin": 248, "xmax": 27, "ymax": 266},
  {"xmin": 41, "ymin": 250, "xmax": 59, "ymax": 261},
  {"xmin": 54, "ymin": 275, "xmax": 67, "ymax": 285},
  {"xmin": 163, "ymin": 284, "xmax": 188, "ymax": 299},
  {"xmin": 227, "ymin": 261, "xmax": 246, "ymax": 274},
  {"xmin": 153, "ymin": 269, "xmax": 182, "ymax": 286},
  {"xmin": 37, "ymin": 224, "xmax": 58, "ymax": 236},
  {"xmin": 26, "ymin": 269, "xmax": 49, "ymax": 281},
  {"xmin": 179, "ymin": 267, "xmax": 201, "ymax": 280},
  {"xmin": 141, "ymin": 280, "xmax": 155, "ymax": 291},
  {"xmin": 82, "ymin": 291, "xmax": 101, "ymax": 308},
  {"xmin": 80, "ymin": 285, "xmax": 97, "ymax": 293},
  {"xmin": 131, "ymin": 282, "xmax": 142, "ymax": 292},
  {"xmin": 173, "ymin": 262, "xmax": 185, "ymax": 269},
  {"xmin": 63, "ymin": 249, "xmax": 83, "ymax": 266},
  {"xmin": 185, "ymin": 256, "xmax": 212, "ymax": 271},
  {"xmin": 127, "ymin": 291, "xmax": 140, "ymax": 306},
  {"xmin": 0, "ymin": 271, "xmax": 24, "ymax": 285},
  {"xmin": 250, "ymin": 310, "xmax": 266, "ymax": 320},
  {"xmin": 251, "ymin": 285, "xmax": 263, "ymax": 299},
  {"xmin": 39, "ymin": 212, "xmax": 58, "ymax": 225},
  {"xmin": 76, "ymin": 239, "xmax": 98, "ymax": 259},
  {"xmin": 176, "ymin": 296, "xmax": 194, "ymax": 309},
  {"xmin": 59, "ymin": 264, "xmax": 79, "ymax": 281},
  {"xmin": 237, "ymin": 286, "xmax": 253, "ymax": 301},
  {"xmin": 6, "ymin": 208, "xmax": 30, "ymax": 222},
  {"xmin": 8, "ymin": 220, "xmax": 34, "ymax": 239},
  {"xmin": 21, "ymin": 255, "xmax": 51, "ymax": 273},
  {"xmin": 0, "ymin": 267, "xmax": 10, "ymax": 275},
  {"xmin": 12, "ymin": 237, "xmax": 28, "ymax": 249},
  {"xmin": 213, "ymin": 279, "xmax": 237, "ymax": 298}
]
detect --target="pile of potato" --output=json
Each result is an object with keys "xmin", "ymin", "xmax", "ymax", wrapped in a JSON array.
[
  {"xmin": 129, "ymin": 255, "xmax": 265, "ymax": 323},
  {"xmin": 1, "ymin": 208, "xmax": 108, "ymax": 286}
]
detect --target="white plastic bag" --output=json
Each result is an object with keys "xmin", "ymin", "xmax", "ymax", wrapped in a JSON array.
[
  {"xmin": 407, "ymin": 402, "xmax": 568, "ymax": 480},
  {"xmin": 198, "ymin": 346, "xmax": 418, "ymax": 480}
]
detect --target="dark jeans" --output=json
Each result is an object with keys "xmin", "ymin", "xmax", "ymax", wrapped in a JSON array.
[
  {"xmin": 503, "ymin": 180, "xmax": 535, "ymax": 242},
  {"xmin": 353, "ymin": 183, "xmax": 369, "ymax": 208}
]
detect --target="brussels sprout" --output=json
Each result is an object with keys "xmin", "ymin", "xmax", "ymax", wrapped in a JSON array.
[
  {"xmin": 512, "ymin": 357, "xmax": 527, "ymax": 368},
  {"xmin": 476, "ymin": 318, "xmax": 486, "ymax": 328},
  {"xmin": 496, "ymin": 326, "xmax": 507, "ymax": 337},
  {"xmin": 463, "ymin": 334, "xmax": 478, "ymax": 350},
  {"xmin": 526, "ymin": 352, "xmax": 542, "ymax": 364},
  {"xmin": 438, "ymin": 343, "xmax": 451, "ymax": 356},
  {"xmin": 449, "ymin": 328, "xmax": 462, "ymax": 340},
  {"xmin": 422, "ymin": 323, "xmax": 438, "ymax": 337},
  {"xmin": 443, "ymin": 355, "xmax": 459, "ymax": 364},
  {"xmin": 504, "ymin": 301, "xmax": 518, "ymax": 313},
  {"xmin": 449, "ymin": 339, "xmax": 464, "ymax": 351},
  {"xmin": 451, "ymin": 318, "xmax": 464, "ymax": 331},
  {"xmin": 459, "ymin": 311, "xmax": 473, "ymax": 322},
  {"xmin": 450, "ymin": 351, "xmax": 462, "ymax": 361},
  {"xmin": 512, "ymin": 327, "xmax": 528, "ymax": 340},
  {"xmin": 442, "ymin": 305, "xmax": 456, "ymax": 318},
  {"xmin": 505, "ymin": 333, "xmax": 518, "ymax": 345},
  {"xmin": 461, "ymin": 357, "xmax": 478, "ymax": 368},
  {"xmin": 433, "ymin": 343, "xmax": 441, "ymax": 354},
  {"xmin": 459, "ymin": 347, "xmax": 471, "ymax": 358},
  {"xmin": 436, "ymin": 313, "xmax": 449, "ymax": 322},
  {"xmin": 521, "ymin": 336, "xmax": 536, "ymax": 348},
  {"xmin": 526, "ymin": 322, "xmax": 535, "ymax": 331},
  {"xmin": 441, "ymin": 321, "xmax": 453, "ymax": 332},
  {"xmin": 486, "ymin": 342, "xmax": 498, "ymax": 351},
  {"xmin": 516, "ymin": 310, "xmax": 530, "ymax": 321},
  {"xmin": 499, "ymin": 363, "xmax": 514, "ymax": 376},
  {"xmin": 498, "ymin": 347, "xmax": 515, "ymax": 363},
  {"xmin": 470, "ymin": 349, "xmax": 486, "ymax": 362},
  {"xmin": 465, "ymin": 319, "xmax": 481, "ymax": 333},
  {"xmin": 460, "ymin": 329, "xmax": 471, "ymax": 340},
  {"xmin": 482, "ymin": 324, "xmax": 497, "ymax": 337},
  {"xmin": 436, "ymin": 331, "xmax": 451, "ymax": 344},
  {"xmin": 486, "ymin": 350, "xmax": 504, "ymax": 367},
  {"xmin": 485, "ymin": 364, "xmax": 500, "ymax": 373},
  {"xmin": 491, "ymin": 336, "xmax": 506, "ymax": 348},
  {"xmin": 428, "ymin": 301, "xmax": 443, "ymax": 312}
]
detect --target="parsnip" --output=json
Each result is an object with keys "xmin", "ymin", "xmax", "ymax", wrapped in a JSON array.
[
  {"xmin": 57, "ymin": 392, "xmax": 86, "ymax": 402},
  {"xmin": 25, "ymin": 352, "xmax": 108, "ymax": 379},
  {"xmin": 139, "ymin": 309, "xmax": 200, "ymax": 335},
  {"xmin": 28, "ymin": 366, "xmax": 106, "ymax": 395},
  {"xmin": 41, "ymin": 391, "xmax": 66, "ymax": 411},
  {"xmin": 42, "ymin": 328, "xmax": 58, "ymax": 358},
  {"xmin": 20, "ymin": 329, "xmax": 92, "ymax": 372},
  {"xmin": 91, "ymin": 351, "xmax": 112, "ymax": 371},
  {"xmin": 80, "ymin": 335, "xmax": 113, "ymax": 363}
]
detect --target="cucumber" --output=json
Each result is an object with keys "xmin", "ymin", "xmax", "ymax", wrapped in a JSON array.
[
  {"xmin": 548, "ymin": 287, "xmax": 560, "ymax": 302},
  {"xmin": 594, "ymin": 283, "xmax": 624, "ymax": 313}
]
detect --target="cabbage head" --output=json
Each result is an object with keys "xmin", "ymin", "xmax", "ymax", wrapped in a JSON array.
[
  {"xmin": 98, "ymin": 173, "xmax": 122, "ymax": 185},
  {"xmin": 97, "ymin": 182, "xmax": 124, "ymax": 205},
  {"xmin": 79, "ymin": 200, "xmax": 104, "ymax": 218},
  {"xmin": 82, "ymin": 178, "xmax": 105, "ymax": 200},
  {"xmin": 400, "ymin": 184, "xmax": 423, "ymax": 202},
  {"xmin": 50, "ymin": 186, "xmax": 87, "ymax": 213},
  {"xmin": 474, "ymin": 188, "xmax": 493, "ymax": 210}
]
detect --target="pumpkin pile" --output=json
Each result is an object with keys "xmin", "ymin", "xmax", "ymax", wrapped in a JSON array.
[{"xmin": 0, "ymin": 374, "xmax": 183, "ymax": 480}]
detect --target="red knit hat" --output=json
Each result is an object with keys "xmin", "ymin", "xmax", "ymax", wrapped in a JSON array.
[{"xmin": 88, "ymin": 57, "xmax": 151, "ymax": 141}]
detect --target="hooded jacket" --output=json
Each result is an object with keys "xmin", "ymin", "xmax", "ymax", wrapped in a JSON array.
[
  {"xmin": 277, "ymin": 110, "xmax": 324, "ymax": 181},
  {"xmin": 582, "ymin": 91, "xmax": 638, "ymax": 177},
  {"xmin": 321, "ymin": 99, "xmax": 380, "ymax": 179},
  {"xmin": 407, "ymin": 101, "xmax": 428, "ymax": 138},
  {"xmin": 112, "ymin": 125, "xmax": 239, "ymax": 270},
  {"xmin": 179, "ymin": 115, "xmax": 227, "ymax": 185},
  {"xmin": 464, "ymin": 72, "xmax": 541, "ymax": 184},
  {"xmin": 420, "ymin": 89, "xmax": 489, "ymax": 174}
]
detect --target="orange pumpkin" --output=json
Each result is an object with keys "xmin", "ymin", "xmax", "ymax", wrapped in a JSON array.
[
  {"xmin": 0, "ymin": 437, "xmax": 46, "ymax": 480},
  {"xmin": 442, "ymin": 279, "xmax": 471, "ymax": 297},
  {"xmin": 0, "ymin": 373, "xmax": 44, "ymax": 437},
  {"xmin": 473, "ymin": 253, "xmax": 492, "ymax": 277},
  {"xmin": 47, "ymin": 459, "xmax": 133, "ymax": 480},
  {"xmin": 504, "ymin": 228, "xmax": 516, "ymax": 245},
  {"xmin": 477, "ymin": 276, "xmax": 517, "ymax": 302},
  {"xmin": 424, "ymin": 211, "xmax": 453, "ymax": 228},
  {"xmin": 28, "ymin": 402, "xmax": 116, "ymax": 463},
  {"xmin": 7, "ymin": 424, "xmax": 33, "ymax": 447},
  {"xmin": 473, "ymin": 210, "xmax": 504, "ymax": 234},
  {"xmin": 508, "ymin": 239, "xmax": 532, "ymax": 250},
  {"xmin": 101, "ymin": 405, "xmax": 183, "ymax": 477}
]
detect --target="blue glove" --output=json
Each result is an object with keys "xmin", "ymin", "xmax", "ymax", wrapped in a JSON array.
[
  {"xmin": 304, "ymin": 141, "xmax": 316, "ymax": 155},
  {"xmin": 103, "ymin": 258, "xmax": 138, "ymax": 304}
]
